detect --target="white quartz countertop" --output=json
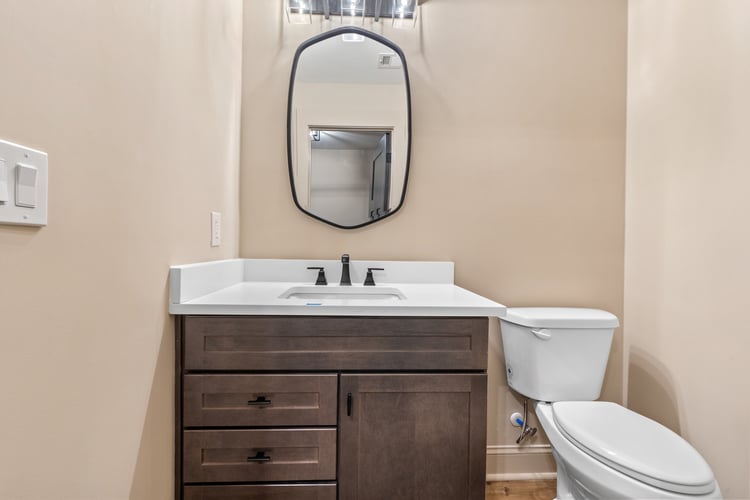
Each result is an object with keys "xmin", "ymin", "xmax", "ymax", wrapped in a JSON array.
[{"xmin": 169, "ymin": 259, "xmax": 506, "ymax": 318}]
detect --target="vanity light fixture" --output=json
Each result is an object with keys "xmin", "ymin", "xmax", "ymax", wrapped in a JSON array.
[
  {"xmin": 340, "ymin": 0, "xmax": 366, "ymax": 25},
  {"xmin": 284, "ymin": 0, "xmax": 421, "ymax": 27},
  {"xmin": 392, "ymin": 0, "xmax": 417, "ymax": 28},
  {"xmin": 373, "ymin": 0, "xmax": 383, "ymax": 22},
  {"xmin": 286, "ymin": 0, "xmax": 313, "ymax": 24}
]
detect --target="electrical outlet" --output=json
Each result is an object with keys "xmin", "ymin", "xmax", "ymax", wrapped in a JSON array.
[{"xmin": 210, "ymin": 211, "xmax": 221, "ymax": 247}]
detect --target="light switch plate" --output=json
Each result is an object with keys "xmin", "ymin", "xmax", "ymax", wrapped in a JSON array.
[
  {"xmin": 0, "ymin": 139, "xmax": 48, "ymax": 226},
  {"xmin": 0, "ymin": 158, "xmax": 9, "ymax": 203}
]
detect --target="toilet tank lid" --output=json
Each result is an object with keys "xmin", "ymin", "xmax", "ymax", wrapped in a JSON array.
[{"xmin": 501, "ymin": 307, "xmax": 619, "ymax": 329}]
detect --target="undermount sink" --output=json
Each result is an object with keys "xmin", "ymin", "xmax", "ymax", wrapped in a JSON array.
[{"xmin": 279, "ymin": 285, "xmax": 406, "ymax": 301}]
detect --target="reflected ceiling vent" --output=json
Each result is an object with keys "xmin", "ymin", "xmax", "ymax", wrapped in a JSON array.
[{"xmin": 378, "ymin": 53, "xmax": 402, "ymax": 69}]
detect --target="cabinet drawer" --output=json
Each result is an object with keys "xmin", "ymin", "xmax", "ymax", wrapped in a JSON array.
[
  {"xmin": 184, "ymin": 484, "xmax": 336, "ymax": 500},
  {"xmin": 183, "ymin": 429, "xmax": 336, "ymax": 483},
  {"xmin": 184, "ymin": 316, "xmax": 488, "ymax": 371},
  {"xmin": 183, "ymin": 374, "xmax": 337, "ymax": 427}
]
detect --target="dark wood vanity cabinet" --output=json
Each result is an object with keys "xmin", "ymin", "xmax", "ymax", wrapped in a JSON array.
[{"xmin": 175, "ymin": 316, "xmax": 488, "ymax": 500}]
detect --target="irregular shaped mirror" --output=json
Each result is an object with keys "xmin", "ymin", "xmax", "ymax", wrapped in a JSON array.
[{"xmin": 287, "ymin": 27, "xmax": 411, "ymax": 229}]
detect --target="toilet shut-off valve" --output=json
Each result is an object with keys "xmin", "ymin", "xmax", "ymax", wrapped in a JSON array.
[{"xmin": 515, "ymin": 398, "xmax": 538, "ymax": 444}]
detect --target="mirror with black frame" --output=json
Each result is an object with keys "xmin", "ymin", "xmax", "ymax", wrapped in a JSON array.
[{"xmin": 287, "ymin": 27, "xmax": 411, "ymax": 229}]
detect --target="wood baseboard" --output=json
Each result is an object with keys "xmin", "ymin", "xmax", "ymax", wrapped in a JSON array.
[{"xmin": 486, "ymin": 479, "xmax": 557, "ymax": 500}]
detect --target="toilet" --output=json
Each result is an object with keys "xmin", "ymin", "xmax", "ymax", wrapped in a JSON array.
[{"xmin": 499, "ymin": 307, "xmax": 721, "ymax": 499}]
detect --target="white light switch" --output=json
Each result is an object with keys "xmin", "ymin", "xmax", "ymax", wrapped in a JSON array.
[
  {"xmin": 0, "ymin": 159, "xmax": 8, "ymax": 203},
  {"xmin": 15, "ymin": 163, "xmax": 38, "ymax": 208},
  {"xmin": 0, "ymin": 139, "xmax": 48, "ymax": 226}
]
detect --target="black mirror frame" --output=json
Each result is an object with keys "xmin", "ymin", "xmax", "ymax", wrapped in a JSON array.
[{"xmin": 286, "ymin": 26, "xmax": 412, "ymax": 230}]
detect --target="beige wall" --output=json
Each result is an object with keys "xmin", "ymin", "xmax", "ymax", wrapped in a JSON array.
[
  {"xmin": 626, "ymin": 1, "xmax": 750, "ymax": 497},
  {"xmin": 0, "ymin": 1, "xmax": 242, "ymax": 499},
  {"xmin": 241, "ymin": 0, "xmax": 627, "ymax": 476}
]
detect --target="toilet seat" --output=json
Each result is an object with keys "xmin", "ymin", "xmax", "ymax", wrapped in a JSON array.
[{"xmin": 552, "ymin": 401, "xmax": 715, "ymax": 495}]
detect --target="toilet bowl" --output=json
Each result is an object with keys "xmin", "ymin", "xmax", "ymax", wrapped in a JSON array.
[{"xmin": 499, "ymin": 308, "xmax": 721, "ymax": 500}]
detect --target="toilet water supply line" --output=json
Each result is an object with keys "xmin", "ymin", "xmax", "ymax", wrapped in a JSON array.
[{"xmin": 513, "ymin": 398, "xmax": 538, "ymax": 444}]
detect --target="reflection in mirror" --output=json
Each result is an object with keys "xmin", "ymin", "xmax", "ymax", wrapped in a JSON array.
[
  {"xmin": 309, "ymin": 129, "xmax": 392, "ymax": 226},
  {"xmin": 287, "ymin": 27, "xmax": 410, "ymax": 229}
]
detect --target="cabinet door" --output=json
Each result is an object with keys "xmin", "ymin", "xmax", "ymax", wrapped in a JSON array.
[{"xmin": 339, "ymin": 374, "xmax": 487, "ymax": 500}]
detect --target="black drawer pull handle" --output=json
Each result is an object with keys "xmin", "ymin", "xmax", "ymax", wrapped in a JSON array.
[
  {"xmin": 347, "ymin": 392, "xmax": 352, "ymax": 417},
  {"xmin": 247, "ymin": 396, "xmax": 272, "ymax": 407},
  {"xmin": 247, "ymin": 451, "xmax": 271, "ymax": 463}
]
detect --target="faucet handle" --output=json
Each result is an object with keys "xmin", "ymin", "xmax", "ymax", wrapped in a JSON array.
[
  {"xmin": 363, "ymin": 267, "xmax": 384, "ymax": 286},
  {"xmin": 307, "ymin": 266, "xmax": 327, "ymax": 286}
]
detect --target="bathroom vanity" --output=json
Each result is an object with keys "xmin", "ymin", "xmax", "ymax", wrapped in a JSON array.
[{"xmin": 170, "ymin": 259, "xmax": 505, "ymax": 500}]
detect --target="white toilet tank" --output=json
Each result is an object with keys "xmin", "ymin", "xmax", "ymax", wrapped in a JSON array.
[{"xmin": 500, "ymin": 308, "xmax": 619, "ymax": 402}]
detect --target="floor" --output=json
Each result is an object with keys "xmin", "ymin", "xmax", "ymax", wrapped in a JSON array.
[{"xmin": 486, "ymin": 480, "xmax": 557, "ymax": 500}]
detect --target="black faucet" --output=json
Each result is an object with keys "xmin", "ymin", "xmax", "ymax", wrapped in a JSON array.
[{"xmin": 339, "ymin": 254, "xmax": 351, "ymax": 286}]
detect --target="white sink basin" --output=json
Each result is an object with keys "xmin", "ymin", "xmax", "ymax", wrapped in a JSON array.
[{"xmin": 279, "ymin": 285, "xmax": 406, "ymax": 301}]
